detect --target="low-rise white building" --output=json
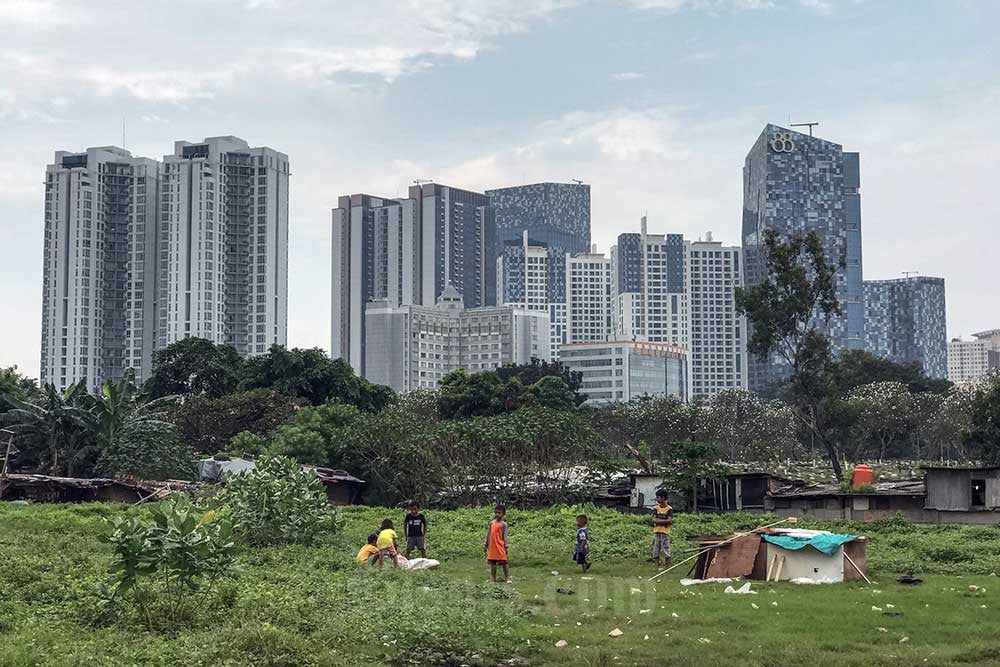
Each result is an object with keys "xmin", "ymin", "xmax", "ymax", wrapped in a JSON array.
[
  {"xmin": 364, "ymin": 284, "xmax": 551, "ymax": 392},
  {"xmin": 948, "ymin": 329, "xmax": 1000, "ymax": 383},
  {"xmin": 558, "ymin": 340, "xmax": 688, "ymax": 405}
]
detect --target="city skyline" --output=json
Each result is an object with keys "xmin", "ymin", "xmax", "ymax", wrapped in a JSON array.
[{"xmin": 2, "ymin": 1, "xmax": 998, "ymax": 378}]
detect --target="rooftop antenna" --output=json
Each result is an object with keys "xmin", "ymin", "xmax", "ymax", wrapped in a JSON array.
[
  {"xmin": 790, "ymin": 121, "xmax": 819, "ymax": 137},
  {"xmin": 122, "ymin": 116, "xmax": 126, "ymax": 149},
  {"xmin": 571, "ymin": 178, "xmax": 584, "ymax": 185},
  {"xmin": 412, "ymin": 178, "xmax": 433, "ymax": 185},
  {"xmin": 902, "ymin": 271, "xmax": 919, "ymax": 278}
]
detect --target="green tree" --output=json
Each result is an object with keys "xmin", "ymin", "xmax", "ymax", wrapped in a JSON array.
[
  {"xmin": 845, "ymin": 381, "xmax": 917, "ymax": 461},
  {"xmin": 495, "ymin": 358, "xmax": 586, "ymax": 406},
  {"xmin": 1, "ymin": 381, "xmax": 97, "ymax": 476},
  {"xmin": 966, "ymin": 374, "xmax": 1000, "ymax": 463},
  {"xmin": 832, "ymin": 349, "xmax": 952, "ymax": 395},
  {"xmin": 269, "ymin": 401, "xmax": 360, "ymax": 466},
  {"xmin": 0, "ymin": 366, "xmax": 40, "ymax": 411},
  {"xmin": 170, "ymin": 389, "xmax": 304, "ymax": 455},
  {"xmin": 736, "ymin": 228, "xmax": 846, "ymax": 480},
  {"xmin": 144, "ymin": 338, "xmax": 243, "ymax": 399},
  {"xmin": 239, "ymin": 345, "xmax": 394, "ymax": 410},
  {"xmin": 660, "ymin": 441, "xmax": 723, "ymax": 513},
  {"xmin": 519, "ymin": 376, "xmax": 576, "ymax": 411},
  {"xmin": 91, "ymin": 373, "xmax": 194, "ymax": 480},
  {"xmin": 702, "ymin": 388, "xmax": 799, "ymax": 461}
]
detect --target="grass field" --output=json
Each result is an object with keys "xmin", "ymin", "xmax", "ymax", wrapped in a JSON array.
[{"xmin": 2, "ymin": 502, "xmax": 1000, "ymax": 666}]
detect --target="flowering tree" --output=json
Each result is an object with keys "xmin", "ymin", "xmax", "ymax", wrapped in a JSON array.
[
  {"xmin": 845, "ymin": 381, "xmax": 917, "ymax": 461},
  {"xmin": 701, "ymin": 389, "xmax": 799, "ymax": 461}
]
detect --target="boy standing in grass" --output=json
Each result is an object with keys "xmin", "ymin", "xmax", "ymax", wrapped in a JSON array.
[
  {"xmin": 376, "ymin": 518, "xmax": 399, "ymax": 568},
  {"xmin": 651, "ymin": 489, "xmax": 673, "ymax": 568},
  {"xmin": 403, "ymin": 501, "xmax": 428, "ymax": 559},
  {"xmin": 484, "ymin": 505, "xmax": 511, "ymax": 583},
  {"xmin": 574, "ymin": 514, "xmax": 591, "ymax": 572}
]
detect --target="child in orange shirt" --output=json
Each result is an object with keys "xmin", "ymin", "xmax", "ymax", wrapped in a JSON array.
[{"xmin": 483, "ymin": 505, "xmax": 511, "ymax": 583}]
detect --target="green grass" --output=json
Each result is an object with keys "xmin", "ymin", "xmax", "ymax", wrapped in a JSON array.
[{"xmin": 2, "ymin": 502, "xmax": 1000, "ymax": 666}]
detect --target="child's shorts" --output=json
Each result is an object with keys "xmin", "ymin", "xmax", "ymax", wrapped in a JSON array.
[
  {"xmin": 407, "ymin": 535, "xmax": 426, "ymax": 551},
  {"xmin": 379, "ymin": 547, "xmax": 396, "ymax": 560},
  {"xmin": 573, "ymin": 551, "xmax": 589, "ymax": 565},
  {"xmin": 487, "ymin": 559, "xmax": 508, "ymax": 565}
]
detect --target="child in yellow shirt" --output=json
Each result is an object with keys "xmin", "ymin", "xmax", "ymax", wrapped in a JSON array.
[
  {"xmin": 356, "ymin": 533, "xmax": 380, "ymax": 565},
  {"xmin": 376, "ymin": 519, "xmax": 399, "ymax": 568}
]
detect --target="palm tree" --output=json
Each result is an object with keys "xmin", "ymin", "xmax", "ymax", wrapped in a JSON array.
[{"xmin": 0, "ymin": 380, "xmax": 98, "ymax": 476}]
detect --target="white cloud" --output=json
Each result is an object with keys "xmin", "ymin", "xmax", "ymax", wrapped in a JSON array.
[
  {"xmin": 799, "ymin": 0, "xmax": 833, "ymax": 14},
  {"xmin": 82, "ymin": 68, "xmax": 227, "ymax": 103},
  {"xmin": 611, "ymin": 71, "xmax": 645, "ymax": 80},
  {"xmin": 0, "ymin": 0, "xmax": 67, "ymax": 26}
]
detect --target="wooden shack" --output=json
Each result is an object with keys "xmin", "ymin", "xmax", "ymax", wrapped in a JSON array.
[{"xmin": 924, "ymin": 466, "xmax": 1000, "ymax": 512}]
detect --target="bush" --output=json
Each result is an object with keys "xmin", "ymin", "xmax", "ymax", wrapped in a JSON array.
[
  {"xmin": 99, "ymin": 495, "xmax": 239, "ymax": 629},
  {"xmin": 224, "ymin": 454, "xmax": 339, "ymax": 546}
]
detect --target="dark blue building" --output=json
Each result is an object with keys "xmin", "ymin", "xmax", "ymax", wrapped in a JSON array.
[
  {"xmin": 487, "ymin": 182, "xmax": 591, "ymax": 305},
  {"xmin": 742, "ymin": 124, "xmax": 864, "ymax": 390}
]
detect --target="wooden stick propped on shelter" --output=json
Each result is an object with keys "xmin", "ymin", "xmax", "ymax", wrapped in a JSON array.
[{"xmin": 647, "ymin": 517, "xmax": 798, "ymax": 582}]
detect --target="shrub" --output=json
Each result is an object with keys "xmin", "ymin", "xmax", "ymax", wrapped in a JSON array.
[
  {"xmin": 224, "ymin": 454, "xmax": 339, "ymax": 546},
  {"xmin": 99, "ymin": 495, "xmax": 239, "ymax": 629}
]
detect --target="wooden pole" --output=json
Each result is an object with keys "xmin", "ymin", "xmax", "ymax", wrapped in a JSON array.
[
  {"xmin": 844, "ymin": 552, "xmax": 872, "ymax": 585},
  {"xmin": 774, "ymin": 555, "xmax": 785, "ymax": 582},
  {"xmin": 766, "ymin": 554, "xmax": 777, "ymax": 582},
  {"xmin": 0, "ymin": 432, "xmax": 13, "ymax": 500},
  {"xmin": 647, "ymin": 517, "xmax": 796, "ymax": 582}
]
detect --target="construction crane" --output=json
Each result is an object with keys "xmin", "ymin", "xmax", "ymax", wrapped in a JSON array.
[
  {"xmin": 571, "ymin": 178, "xmax": 584, "ymax": 185},
  {"xmin": 413, "ymin": 178, "xmax": 433, "ymax": 185},
  {"xmin": 902, "ymin": 271, "xmax": 920, "ymax": 278},
  {"xmin": 790, "ymin": 121, "xmax": 819, "ymax": 137}
]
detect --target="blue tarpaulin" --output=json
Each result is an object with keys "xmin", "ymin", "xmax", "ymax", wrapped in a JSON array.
[{"xmin": 761, "ymin": 533, "xmax": 858, "ymax": 556}]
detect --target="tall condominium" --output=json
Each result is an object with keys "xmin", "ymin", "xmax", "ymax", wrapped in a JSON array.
[
  {"xmin": 161, "ymin": 137, "xmax": 289, "ymax": 357},
  {"xmin": 685, "ymin": 237, "xmax": 748, "ymax": 398},
  {"xmin": 331, "ymin": 193, "xmax": 420, "ymax": 374},
  {"xmin": 486, "ymin": 182, "xmax": 591, "ymax": 305},
  {"xmin": 496, "ymin": 231, "xmax": 549, "ymax": 312},
  {"xmin": 331, "ymin": 182, "xmax": 495, "ymax": 376},
  {"xmin": 40, "ymin": 136, "xmax": 288, "ymax": 391},
  {"xmin": 947, "ymin": 329, "xmax": 1000, "ymax": 383},
  {"xmin": 742, "ymin": 124, "xmax": 863, "ymax": 390},
  {"xmin": 41, "ymin": 147, "xmax": 161, "ymax": 391},
  {"xmin": 610, "ymin": 219, "xmax": 687, "ymax": 346},
  {"xmin": 863, "ymin": 276, "xmax": 947, "ymax": 378},
  {"xmin": 565, "ymin": 248, "xmax": 613, "ymax": 344},
  {"xmin": 363, "ymin": 285, "xmax": 550, "ymax": 392}
]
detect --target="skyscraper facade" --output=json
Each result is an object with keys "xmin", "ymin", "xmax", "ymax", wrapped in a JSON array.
[
  {"xmin": 742, "ymin": 124, "xmax": 863, "ymax": 390},
  {"xmin": 610, "ymin": 221, "xmax": 687, "ymax": 347},
  {"xmin": 495, "ymin": 231, "xmax": 548, "ymax": 312},
  {"xmin": 41, "ymin": 136, "xmax": 288, "ymax": 391},
  {"xmin": 565, "ymin": 249, "xmax": 613, "ymax": 344},
  {"xmin": 416, "ymin": 183, "xmax": 496, "ymax": 311},
  {"xmin": 161, "ymin": 137, "xmax": 289, "ymax": 357},
  {"xmin": 684, "ymin": 238, "xmax": 748, "ymax": 398},
  {"xmin": 41, "ymin": 147, "xmax": 161, "ymax": 391},
  {"xmin": 331, "ymin": 193, "xmax": 420, "ymax": 374},
  {"xmin": 863, "ymin": 276, "xmax": 947, "ymax": 378},
  {"xmin": 486, "ymin": 182, "xmax": 591, "ymax": 305}
]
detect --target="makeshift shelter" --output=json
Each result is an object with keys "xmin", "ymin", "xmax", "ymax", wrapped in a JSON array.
[
  {"xmin": 687, "ymin": 528, "xmax": 867, "ymax": 583},
  {"xmin": 196, "ymin": 456, "xmax": 365, "ymax": 505},
  {"xmin": 0, "ymin": 474, "xmax": 145, "ymax": 504}
]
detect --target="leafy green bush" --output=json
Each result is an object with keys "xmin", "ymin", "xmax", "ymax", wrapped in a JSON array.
[
  {"xmin": 99, "ymin": 495, "xmax": 239, "ymax": 629},
  {"xmin": 224, "ymin": 454, "xmax": 339, "ymax": 546}
]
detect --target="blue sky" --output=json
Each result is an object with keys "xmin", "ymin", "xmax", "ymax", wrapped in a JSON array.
[{"xmin": 1, "ymin": 0, "xmax": 997, "ymax": 378}]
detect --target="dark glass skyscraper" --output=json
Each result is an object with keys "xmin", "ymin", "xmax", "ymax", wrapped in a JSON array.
[
  {"xmin": 486, "ymin": 182, "xmax": 591, "ymax": 304},
  {"xmin": 863, "ymin": 277, "xmax": 947, "ymax": 379},
  {"xmin": 742, "ymin": 124, "xmax": 864, "ymax": 390}
]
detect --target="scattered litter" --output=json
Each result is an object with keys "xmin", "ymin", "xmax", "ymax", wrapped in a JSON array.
[
  {"xmin": 555, "ymin": 640, "xmax": 568, "ymax": 648},
  {"xmin": 982, "ymin": 605, "xmax": 988, "ymax": 609},
  {"xmin": 554, "ymin": 624, "xmax": 560, "ymax": 627},
  {"xmin": 576, "ymin": 622, "xmax": 582, "ymax": 626},
  {"xmin": 680, "ymin": 577, "xmax": 734, "ymax": 586},
  {"xmin": 698, "ymin": 638, "xmax": 711, "ymax": 644},
  {"xmin": 630, "ymin": 588, "xmax": 642, "ymax": 595},
  {"xmin": 872, "ymin": 589, "xmax": 882, "ymax": 594},
  {"xmin": 751, "ymin": 603, "xmax": 759, "ymax": 609},
  {"xmin": 877, "ymin": 627, "xmax": 888, "ymax": 633},
  {"xmin": 557, "ymin": 588, "xmax": 575, "ymax": 595},
  {"xmin": 608, "ymin": 628, "xmax": 624, "ymax": 638},
  {"xmin": 897, "ymin": 575, "xmax": 922, "ymax": 585},
  {"xmin": 671, "ymin": 612, "xmax": 679, "ymax": 618},
  {"xmin": 883, "ymin": 611, "xmax": 904, "ymax": 617},
  {"xmin": 644, "ymin": 634, "xmax": 649, "ymax": 641},
  {"xmin": 969, "ymin": 585, "xmax": 979, "ymax": 592},
  {"xmin": 899, "ymin": 637, "xmax": 910, "ymax": 644},
  {"xmin": 583, "ymin": 599, "xmax": 589, "ymax": 602},
  {"xmin": 885, "ymin": 604, "xmax": 895, "ymax": 609},
  {"xmin": 771, "ymin": 601, "xmax": 778, "ymax": 607},
  {"xmin": 724, "ymin": 582, "xmax": 757, "ymax": 595},
  {"xmin": 790, "ymin": 577, "xmax": 835, "ymax": 585},
  {"xmin": 872, "ymin": 606, "xmax": 883, "ymax": 612},
  {"xmin": 551, "ymin": 571, "xmax": 559, "ymax": 576},
  {"xmin": 639, "ymin": 609, "xmax": 651, "ymax": 614},
  {"xmin": 581, "ymin": 577, "xmax": 593, "ymax": 581}
]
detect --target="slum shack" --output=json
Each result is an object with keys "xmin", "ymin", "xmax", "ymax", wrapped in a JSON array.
[
  {"xmin": 924, "ymin": 466, "xmax": 1000, "ymax": 514},
  {"xmin": 686, "ymin": 528, "xmax": 867, "ymax": 583},
  {"xmin": 0, "ymin": 474, "xmax": 145, "ymax": 504},
  {"xmin": 196, "ymin": 456, "xmax": 365, "ymax": 505}
]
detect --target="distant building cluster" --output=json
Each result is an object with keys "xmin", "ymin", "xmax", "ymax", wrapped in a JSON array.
[{"xmin": 41, "ymin": 124, "xmax": 958, "ymax": 397}]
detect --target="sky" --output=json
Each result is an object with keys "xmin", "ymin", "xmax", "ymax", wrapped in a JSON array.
[{"xmin": 1, "ymin": 0, "xmax": 998, "ymax": 379}]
